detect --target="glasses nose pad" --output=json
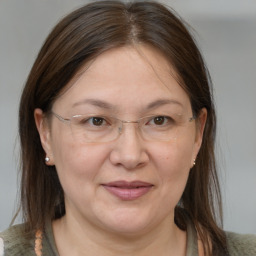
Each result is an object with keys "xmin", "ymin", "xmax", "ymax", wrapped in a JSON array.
[{"xmin": 118, "ymin": 122, "xmax": 123, "ymax": 134}]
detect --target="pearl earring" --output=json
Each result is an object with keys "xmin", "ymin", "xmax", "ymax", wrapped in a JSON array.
[
  {"xmin": 45, "ymin": 156, "xmax": 50, "ymax": 162},
  {"xmin": 193, "ymin": 159, "xmax": 196, "ymax": 166}
]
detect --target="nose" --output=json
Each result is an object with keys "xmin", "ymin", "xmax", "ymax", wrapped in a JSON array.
[{"xmin": 109, "ymin": 124, "xmax": 149, "ymax": 170}]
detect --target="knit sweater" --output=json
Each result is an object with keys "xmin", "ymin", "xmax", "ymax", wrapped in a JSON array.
[{"xmin": 0, "ymin": 221, "xmax": 256, "ymax": 256}]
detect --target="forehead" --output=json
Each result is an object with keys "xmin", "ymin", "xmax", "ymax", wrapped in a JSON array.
[{"xmin": 53, "ymin": 45, "xmax": 191, "ymax": 114}]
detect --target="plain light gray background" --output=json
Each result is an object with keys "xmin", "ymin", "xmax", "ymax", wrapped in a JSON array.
[{"xmin": 1, "ymin": 0, "xmax": 256, "ymax": 234}]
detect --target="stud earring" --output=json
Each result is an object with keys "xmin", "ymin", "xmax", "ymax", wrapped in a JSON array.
[
  {"xmin": 193, "ymin": 159, "xmax": 196, "ymax": 166},
  {"xmin": 45, "ymin": 156, "xmax": 50, "ymax": 162}
]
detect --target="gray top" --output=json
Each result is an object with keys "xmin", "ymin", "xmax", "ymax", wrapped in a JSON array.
[{"xmin": 1, "ymin": 220, "xmax": 256, "ymax": 255}]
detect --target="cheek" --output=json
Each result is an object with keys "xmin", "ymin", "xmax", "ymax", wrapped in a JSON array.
[
  {"xmin": 152, "ymin": 138, "xmax": 194, "ymax": 175},
  {"xmin": 150, "ymin": 138, "xmax": 195, "ymax": 201},
  {"xmin": 50, "ymin": 129, "xmax": 109, "ymax": 191}
]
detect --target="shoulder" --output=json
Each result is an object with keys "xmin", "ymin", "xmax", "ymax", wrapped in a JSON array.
[
  {"xmin": 226, "ymin": 231, "xmax": 256, "ymax": 256},
  {"xmin": 0, "ymin": 237, "xmax": 4, "ymax": 256},
  {"xmin": 0, "ymin": 224, "xmax": 35, "ymax": 255}
]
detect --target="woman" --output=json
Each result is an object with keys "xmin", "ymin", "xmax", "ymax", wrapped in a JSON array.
[{"xmin": 0, "ymin": 1, "xmax": 255, "ymax": 255}]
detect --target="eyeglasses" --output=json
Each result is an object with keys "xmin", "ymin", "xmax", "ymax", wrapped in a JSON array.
[{"xmin": 51, "ymin": 111, "xmax": 195, "ymax": 143}]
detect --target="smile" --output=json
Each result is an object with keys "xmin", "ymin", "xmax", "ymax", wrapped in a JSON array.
[{"xmin": 102, "ymin": 180, "xmax": 153, "ymax": 201}]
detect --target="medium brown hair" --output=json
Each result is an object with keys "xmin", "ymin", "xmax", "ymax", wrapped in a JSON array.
[{"xmin": 18, "ymin": 1, "xmax": 227, "ymax": 255}]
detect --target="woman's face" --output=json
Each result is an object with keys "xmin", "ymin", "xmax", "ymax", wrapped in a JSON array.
[{"xmin": 36, "ymin": 45, "xmax": 206, "ymax": 235}]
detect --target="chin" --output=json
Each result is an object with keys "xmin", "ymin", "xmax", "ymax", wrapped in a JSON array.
[
  {"xmin": 96, "ymin": 208, "xmax": 159, "ymax": 237},
  {"xmin": 105, "ymin": 222, "xmax": 152, "ymax": 237}
]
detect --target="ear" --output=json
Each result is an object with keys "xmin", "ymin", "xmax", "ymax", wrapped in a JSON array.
[
  {"xmin": 192, "ymin": 108, "xmax": 207, "ymax": 166},
  {"xmin": 34, "ymin": 108, "xmax": 55, "ymax": 165}
]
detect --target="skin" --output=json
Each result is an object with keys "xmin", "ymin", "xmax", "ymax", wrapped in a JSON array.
[{"xmin": 35, "ymin": 45, "xmax": 207, "ymax": 256}]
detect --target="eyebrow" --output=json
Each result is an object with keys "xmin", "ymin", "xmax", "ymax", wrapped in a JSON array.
[
  {"xmin": 72, "ymin": 98, "xmax": 183, "ymax": 110},
  {"xmin": 72, "ymin": 99, "xmax": 115, "ymax": 110},
  {"xmin": 146, "ymin": 99, "xmax": 183, "ymax": 110}
]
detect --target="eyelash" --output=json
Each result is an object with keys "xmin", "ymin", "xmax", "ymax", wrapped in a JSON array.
[
  {"xmin": 78, "ymin": 115, "xmax": 175, "ymax": 127},
  {"xmin": 147, "ymin": 116, "xmax": 174, "ymax": 126}
]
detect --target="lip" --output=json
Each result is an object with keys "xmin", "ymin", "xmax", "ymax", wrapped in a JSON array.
[{"xmin": 102, "ymin": 180, "xmax": 153, "ymax": 201}]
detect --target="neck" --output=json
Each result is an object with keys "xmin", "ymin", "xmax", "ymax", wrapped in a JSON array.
[{"xmin": 53, "ymin": 213, "xmax": 187, "ymax": 256}]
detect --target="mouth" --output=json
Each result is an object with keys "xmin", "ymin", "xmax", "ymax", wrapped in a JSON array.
[{"xmin": 101, "ymin": 180, "xmax": 153, "ymax": 201}]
